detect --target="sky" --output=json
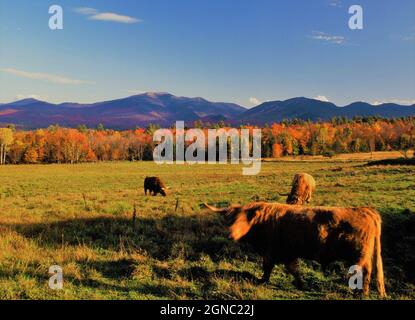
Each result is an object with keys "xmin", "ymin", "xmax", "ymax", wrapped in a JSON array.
[{"xmin": 0, "ymin": 0, "xmax": 414, "ymax": 107}]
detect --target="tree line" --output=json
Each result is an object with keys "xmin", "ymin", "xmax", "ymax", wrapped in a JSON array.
[{"xmin": 0, "ymin": 117, "xmax": 414, "ymax": 165}]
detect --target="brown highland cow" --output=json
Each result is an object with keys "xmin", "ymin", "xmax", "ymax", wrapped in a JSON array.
[
  {"xmin": 204, "ymin": 201, "xmax": 386, "ymax": 297},
  {"xmin": 144, "ymin": 177, "xmax": 168, "ymax": 197},
  {"xmin": 286, "ymin": 173, "xmax": 316, "ymax": 205}
]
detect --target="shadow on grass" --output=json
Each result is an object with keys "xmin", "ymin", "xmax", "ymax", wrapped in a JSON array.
[
  {"xmin": 0, "ymin": 213, "xmax": 249, "ymax": 264},
  {"xmin": 366, "ymin": 158, "xmax": 415, "ymax": 166},
  {"xmin": 0, "ymin": 214, "xmax": 256, "ymax": 299},
  {"xmin": 381, "ymin": 209, "xmax": 415, "ymax": 284},
  {"xmin": 83, "ymin": 259, "xmax": 136, "ymax": 279},
  {"xmin": 179, "ymin": 266, "xmax": 259, "ymax": 283}
]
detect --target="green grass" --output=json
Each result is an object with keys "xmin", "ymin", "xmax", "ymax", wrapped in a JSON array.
[{"xmin": 0, "ymin": 159, "xmax": 414, "ymax": 300}]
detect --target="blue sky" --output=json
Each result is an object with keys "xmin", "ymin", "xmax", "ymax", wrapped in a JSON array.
[{"xmin": 0, "ymin": 0, "xmax": 414, "ymax": 107}]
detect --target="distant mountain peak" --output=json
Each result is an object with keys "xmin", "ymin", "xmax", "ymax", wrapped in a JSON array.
[
  {"xmin": 13, "ymin": 98, "xmax": 41, "ymax": 104},
  {"xmin": 287, "ymin": 97, "xmax": 310, "ymax": 102},
  {"xmin": 143, "ymin": 92, "xmax": 172, "ymax": 98},
  {"xmin": 7, "ymin": 98, "xmax": 49, "ymax": 107},
  {"xmin": 287, "ymin": 97, "xmax": 334, "ymax": 104}
]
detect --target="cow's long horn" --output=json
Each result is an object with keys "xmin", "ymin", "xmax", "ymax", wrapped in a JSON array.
[
  {"xmin": 277, "ymin": 192, "xmax": 290, "ymax": 197},
  {"xmin": 203, "ymin": 203, "xmax": 228, "ymax": 214}
]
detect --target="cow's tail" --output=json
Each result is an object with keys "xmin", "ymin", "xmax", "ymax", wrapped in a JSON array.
[{"xmin": 371, "ymin": 210, "xmax": 386, "ymax": 298}]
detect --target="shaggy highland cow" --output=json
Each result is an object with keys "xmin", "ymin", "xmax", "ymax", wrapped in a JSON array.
[
  {"xmin": 286, "ymin": 173, "xmax": 316, "ymax": 205},
  {"xmin": 204, "ymin": 202, "xmax": 386, "ymax": 297},
  {"xmin": 144, "ymin": 177, "xmax": 168, "ymax": 197}
]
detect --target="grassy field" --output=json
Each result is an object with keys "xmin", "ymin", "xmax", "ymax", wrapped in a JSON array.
[{"xmin": 0, "ymin": 157, "xmax": 414, "ymax": 300}]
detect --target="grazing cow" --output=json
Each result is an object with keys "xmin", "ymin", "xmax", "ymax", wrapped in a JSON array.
[
  {"xmin": 204, "ymin": 202, "xmax": 386, "ymax": 297},
  {"xmin": 286, "ymin": 173, "xmax": 316, "ymax": 205},
  {"xmin": 144, "ymin": 177, "xmax": 168, "ymax": 197}
]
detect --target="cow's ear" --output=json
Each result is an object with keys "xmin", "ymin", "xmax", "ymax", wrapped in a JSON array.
[{"xmin": 229, "ymin": 210, "xmax": 258, "ymax": 241}]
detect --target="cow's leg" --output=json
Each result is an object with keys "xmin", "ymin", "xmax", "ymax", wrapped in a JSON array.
[
  {"xmin": 354, "ymin": 251, "xmax": 374, "ymax": 298},
  {"xmin": 286, "ymin": 259, "xmax": 304, "ymax": 289},
  {"xmin": 261, "ymin": 256, "xmax": 274, "ymax": 283},
  {"xmin": 364, "ymin": 264, "xmax": 372, "ymax": 297},
  {"xmin": 351, "ymin": 261, "xmax": 371, "ymax": 298},
  {"xmin": 361, "ymin": 261, "xmax": 372, "ymax": 298},
  {"xmin": 357, "ymin": 237, "xmax": 375, "ymax": 298},
  {"xmin": 145, "ymin": 188, "xmax": 148, "ymax": 195}
]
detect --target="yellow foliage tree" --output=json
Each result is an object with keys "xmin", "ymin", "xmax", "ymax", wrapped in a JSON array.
[
  {"xmin": 24, "ymin": 148, "xmax": 39, "ymax": 164},
  {"xmin": 0, "ymin": 128, "xmax": 14, "ymax": 165}
]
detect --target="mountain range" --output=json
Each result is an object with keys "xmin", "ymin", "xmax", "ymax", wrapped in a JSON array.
[
  {"xmin": 0, "ymin": 93, "xmax": 414, "ymax": 129},
  {"xmin": 238, "ymin": 97, "xmax": 415, "ymax": 124}
]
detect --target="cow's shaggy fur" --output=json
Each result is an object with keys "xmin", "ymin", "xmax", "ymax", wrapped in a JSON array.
[
  {"xmin": 205, "ymin": 202, "xmax": 386, "ymax": 297},
  {"xmin": 287, "ymin": 173, "xmax": 316, "ymax": 205}
]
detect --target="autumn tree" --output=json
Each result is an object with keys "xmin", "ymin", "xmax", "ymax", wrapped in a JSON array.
[
  {"xmin": 61, "ymin": 129, "xmax": 90, "ymax": 163},
  {"xmin": 0, "ymin": 128, "xmax": 14, "ymax": 165},
  {"xmin": 24, "ymin": 147, "xmax": 39, "ymax": 164},
  {"xmin": 399, "ymin": 133, "xmax": 414, "ymax": 159},
  {"xmin": 272, "ymin": 143, "xmax": 284, "ymax": 158}
]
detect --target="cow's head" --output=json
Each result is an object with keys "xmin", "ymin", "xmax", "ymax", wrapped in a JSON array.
[
  {"xmin": 203, "ymin": 203, "xmax": 260, "ymax": 241},
  {"xmin": 278, "ymin": 191, "xmax": 300, "ymax": 205},
  {"xmin": 160, "ymin": 186, "xmax": 171, "ymax": 197},
  {"xmin": 286, "ymin": 193, "xmax": 303, "ymax": 205}
]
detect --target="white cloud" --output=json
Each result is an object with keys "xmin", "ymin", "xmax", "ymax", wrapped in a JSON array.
[
  {"xmin": 0, "ymin": 68, "xmax": 95, "ymax": 85},
  {"xmin": 75, "ymin": 7, "xmax": 141, "ymax": 24},
  {"xmin": 90, "ymin": 13, "xmax": 141, "ymax": 24},
  {"xmin": 314, "ymin": 95, "xmax": 330, "ymax": 102},
  {"xmin": 402, "ymin": 34, "xmax": 415, "ymax": 42},
  {"xmin": 329, "ymin": 0, "xmax": 342, "ymax": 8},
  {"xmin": 403, "ymin": 26, "xmax": 415, "ymax": 40},
  {"xmin": 249, "ymin": 97, "xmax": 262, "ymax": 106},
  {"xmin": 372, "ymin": 99, "xmax": 415, "ymax": 106},
  {"xmin": 311, "ymin": 31, "xmax": 345, "ymax": 44},
  {"xmin": 75, "ymin": 7, "xmax": 99, "ymax": 15}
]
